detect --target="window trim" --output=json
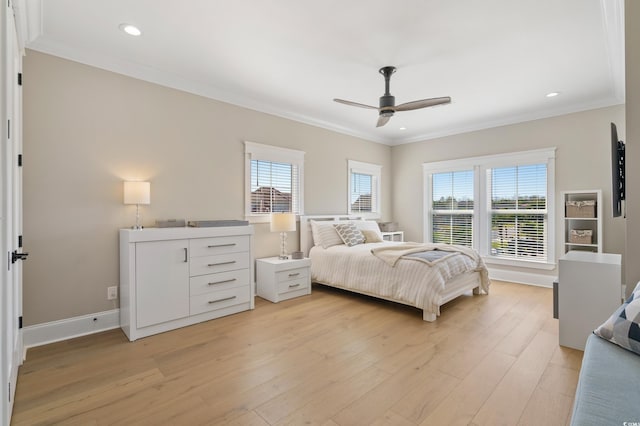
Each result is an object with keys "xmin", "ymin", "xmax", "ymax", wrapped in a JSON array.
[
  {"xmin": 423, "ymin": 148, "xmax": 556, "ymax": 269},
  {"xmin": 347, "ymin": 160, "xmax": 382, "ymax": 219},
  {"xmin": 244, "ymin": 141, "xmax": 305, "ymax": 223},
  {"xmin": 347, "ymin": 160, "xmax": 382, "ymax": 218}
]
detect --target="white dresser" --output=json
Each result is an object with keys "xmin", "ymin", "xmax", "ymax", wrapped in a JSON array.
[
  {"xmin": 558, "ymin": 250, "xmax": 622, "ymax": 350},
  {"xmin": 119, "ymin": 226, "xmax": 254, "ymax": 341}
]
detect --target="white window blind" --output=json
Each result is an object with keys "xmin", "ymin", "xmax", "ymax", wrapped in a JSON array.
[
  {"xmin": 250, "ymin": 160, "xmax": 300, "ymax": 213},
  {"xmin": 245, "ymin": 142, "xmax": 304, "ymax": 219},
  {"xmin": 490, "ymin": 164, "xmax": 547, "ymax": 261},
  {"xmin": 431, "ymin": 170, "xmax": 474, "ymax": 247},
  {"xmin": 350, "ymin": 172, "xmax": 376, "ymax": 213}
]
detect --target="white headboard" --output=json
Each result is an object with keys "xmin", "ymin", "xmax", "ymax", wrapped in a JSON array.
[{"xmin": 299, "ymin": 214, "xmax": 363, "ymax": 256}]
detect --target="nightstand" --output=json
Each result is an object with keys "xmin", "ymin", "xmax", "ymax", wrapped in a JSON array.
[
  {"xmin": 381, "ymin": 231, "xmax": 404, "ymax": 242},
  {"xmin": 256, "ymin": 257, "xmax": 312, "ymax": 303}
]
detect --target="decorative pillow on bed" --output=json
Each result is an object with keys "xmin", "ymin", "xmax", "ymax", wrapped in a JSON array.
[
  {"xmin": 353, "ymin": 220, "xmax": 384, "ymax": 241},
  {"xmin": 333, "ymin": 222, "xmax": 366, "ymax": 247},
  {"xmin": 361, "ymin": 230, "xmax": 383, "ymax": 243},
  {"xmin": 594, "ymin": 281, "xmax": 640, "ymax": 355},
  {"xmin": 310, "ymin": 220, "xmax": 344, "ymax": 249}
]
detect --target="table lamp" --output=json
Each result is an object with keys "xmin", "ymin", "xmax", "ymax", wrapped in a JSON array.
[
  {"xmin": 124, "ymin": 181, "xmax": 150, "ymax": 230},
  {"xmin": 270, "ymin": 212, "xmax": 296, "ymax": 259}
]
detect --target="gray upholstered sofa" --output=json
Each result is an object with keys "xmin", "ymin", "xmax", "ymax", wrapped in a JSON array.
[{"xmin": 570, "ymin": 333, "xmax": 640, "ymax": 425}]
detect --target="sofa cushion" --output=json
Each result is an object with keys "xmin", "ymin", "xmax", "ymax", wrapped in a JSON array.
[
  {"xmin": 594, "ymin": 282, "xmax": 640, "ymax": 355},
  {"xmin": 570, "ymin": 334, "xmax": 640, "ymax": 425}
]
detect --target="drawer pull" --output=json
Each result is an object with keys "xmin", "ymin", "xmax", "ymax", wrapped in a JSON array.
[
  {"xmin": 208, "ymin": 278, "xmax": 236, "ymax": 286},
  {"xmin": 208, "ymin": 243, "xmax": 236, "ymax": 248},
  {"xmin": 288, "ymin": 272, "xmax": 300, "ymax": 277},
  {"xmin": 207, "ymin": 261, "xmax": 236, "ymax": 267},
  {"xmin": 183, "ymin": 248, "xmax": 188, "ymax": 263},
  {"xmin": 208, "ymin": 296, "xmax": 236, "ymax": 304},
  {"xmin": 289, "ymin": 283, "xmax": 301, "ymax": 289}
]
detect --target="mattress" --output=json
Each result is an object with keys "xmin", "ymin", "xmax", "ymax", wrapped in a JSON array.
[{"xmin": 309, "ymin": 242, "xmax": 489, "ymax": 315}]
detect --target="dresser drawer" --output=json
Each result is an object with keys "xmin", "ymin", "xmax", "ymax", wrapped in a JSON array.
[
  {"xmin": 190, "ymin": 252, "xmax": 249, "ymax": 277},
  {"xmin": 190, "ymin": 235, "xmax": 250, "ymax": 258},
  {"xmin": 190, "ymin": 285, "xmax": 250, "ymax": 316},
  {"xmin": 190, "ymin": 269, "xmax": 250, "ymax": 296},
  {"xmin": 275, "ymin": 267, "xmax": 309, "ymax": 283}
]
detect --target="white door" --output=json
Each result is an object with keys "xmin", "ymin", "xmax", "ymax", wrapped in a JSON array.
[{"xmin": 1, "ymin": 2, "xmax": 24, "ymax": 423}]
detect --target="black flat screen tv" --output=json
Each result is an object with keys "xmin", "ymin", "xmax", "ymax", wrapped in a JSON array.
[{"xmin": 611, "ymin": 122, "xmax": 625, "ymax": 217}]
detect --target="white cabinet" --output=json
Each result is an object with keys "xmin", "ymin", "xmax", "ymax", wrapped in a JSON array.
[
  {"xmin": 562, "ymin": 190, "xmax": 602, "ymax": 253},
  {"xmin": 558, "ymin": 251, "xmax": 621, "ymax": 350},
  {"xmin": 381, "ymin": 231, "xmax": 404, "ymax": 242},
  {"xmin": 256, "ymin": 257, "xmax": 311, "ymax": 303},
  {"xmin": 120, "ymin": 226, "xmax": 254, "ymax": 341},
  {"xmin": 135, "ymin": 240, "xmax": 190, "ymax": 328}
]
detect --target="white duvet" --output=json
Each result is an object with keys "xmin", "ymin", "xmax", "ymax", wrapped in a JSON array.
[{"xmin": 309, "ymin": 242, "xmax": 489, "ymax": 315}]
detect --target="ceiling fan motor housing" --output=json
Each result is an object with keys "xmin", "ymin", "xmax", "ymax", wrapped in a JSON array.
[{"xmin": 379, "ymin": 96, "xmax": 395, "ymax": 116}]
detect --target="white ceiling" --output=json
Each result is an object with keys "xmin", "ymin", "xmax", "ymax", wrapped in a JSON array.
[{"xmin": 19, "ymin": 0, "xmax": 625, "ymax": 145}]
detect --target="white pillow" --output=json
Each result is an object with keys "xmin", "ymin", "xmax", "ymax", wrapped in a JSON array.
[
  {"xmin": 310, "ymin": 220, "xmax": 344, "ymax": 249},
  {"xmin": 353, "ymin": 220, "xmax": 384, "ymax": 241}
]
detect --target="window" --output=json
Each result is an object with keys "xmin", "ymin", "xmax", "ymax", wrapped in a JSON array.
[
  {"xmin": 423, "ymin": 148, "xmax": 555, "ymax": 269},
  {"xmin": 348, "ymin": 160, "xmax": 381, "ymax": 217},
  {"xmin": 245, "ymin": 142, "xmax": 304, "ymax": 221},
  {"xmin": 431, "ymin": 170, "xmax": 474, "ymax": 246},
  {"xmin": 490, "ymin": 164, "xmax": 547, "ymax": 261}
]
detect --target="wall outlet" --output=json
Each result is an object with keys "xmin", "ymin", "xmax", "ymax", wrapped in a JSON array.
[{"xmin": 107, "ymin": 286, "xmax": 118, "ymax": 300}]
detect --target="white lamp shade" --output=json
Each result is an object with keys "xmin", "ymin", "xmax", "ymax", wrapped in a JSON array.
[
  {"xmin": 270, "ymin": 212, "xmax": 296, "ymax": 232},
  {"xmin": 123, "ymin": 181, "xmax": 150, "ymax": 205}
]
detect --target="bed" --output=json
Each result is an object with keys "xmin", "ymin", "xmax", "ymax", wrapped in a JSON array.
[{"xmin": 300, "ymin": 215, "xmax": 490, "ymax": 321}]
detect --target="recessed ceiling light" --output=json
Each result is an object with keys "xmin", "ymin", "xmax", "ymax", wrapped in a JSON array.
[
  {"xmin": 119, "ymin": 23, "xmax": 141, "ymax": 36},
  {"xmin": 546, "ymin": 92, "xmax": 560, "ymax": 98},
  {"xmin": 399, "ymin": 127, "xmax": 407, "ymax": 130}
]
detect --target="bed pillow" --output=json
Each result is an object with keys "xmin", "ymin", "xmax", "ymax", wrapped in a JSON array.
[
  {"xmin": 353, "ymin": 220, "xmax": 384, "ymax": 242},
  {"xmin": 333, "ymin": 222, "xmax": 366, "ymax": 247},
  {"xmin": 310, "ymin": 221, "xmax": 344, "ymax": 249},
  {"xmin": 361, "ymin": 229, "xmax": 383, "ymax": 243},
  {"xmin": 594, "ymin": 282, "xmax": 640, "ymax": 355}
]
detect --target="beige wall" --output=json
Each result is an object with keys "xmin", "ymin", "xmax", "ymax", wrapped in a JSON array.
[
  {"xmin": 391, "ymin": 105, "xmax": 626, "ymax": 280},
  {"xmin": 625, "ymin": 0, "xmax": 639, "ymax": 297},
  {"xmin": 22, "ymin": 50, "xmax": 391, "ymax": 326}
]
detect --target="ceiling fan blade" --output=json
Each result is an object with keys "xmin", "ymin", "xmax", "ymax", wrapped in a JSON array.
[
  {"xmin": 333, "ymin": 98, "xmax": 378, "ymax": 110},
  {"xmin": 394, "ymin": 96, "xmax": 451, "ymax": 112},
  {"xmin": 376, "ymin": 115, "xmax": 391, "ymax": 128}
]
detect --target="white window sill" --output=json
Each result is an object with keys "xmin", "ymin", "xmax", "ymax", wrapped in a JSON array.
[{"xmin": 482, "ymin": 256, "xmax": 556, "ymax": 271}]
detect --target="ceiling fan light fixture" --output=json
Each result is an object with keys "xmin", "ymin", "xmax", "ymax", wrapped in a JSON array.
[{"xmin": 119, "ymin": 23, "xmax": 142, "ymax": 36}]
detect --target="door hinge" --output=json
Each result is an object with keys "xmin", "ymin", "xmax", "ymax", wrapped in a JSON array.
[
  {"xmin": 18, "ymin": 316, "xmax": 22, "ymax": 329},
  {"xmin": 17, "ymin": 72, "xmax": 22, "ymax": 86},
  {"xmin": 18, "ymin": 235, "xmax": 22, "ymax": 248},
  {"xmin": 18, "ymin": 154, "xmax": 22, "ymax": 167}
]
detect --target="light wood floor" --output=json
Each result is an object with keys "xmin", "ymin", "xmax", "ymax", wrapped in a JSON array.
[{"xmin": 12, "ymin": 281, "xmax": 583, "ymax": 425}]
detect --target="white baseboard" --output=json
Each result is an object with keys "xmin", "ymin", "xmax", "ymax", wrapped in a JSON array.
[
  {"xmin": 23, "ymin": 309, "xmax": 120, "ymax": 349},
  {"xmin": 488, "ymin": 267, "xmax": 554, "ymax": 288}
]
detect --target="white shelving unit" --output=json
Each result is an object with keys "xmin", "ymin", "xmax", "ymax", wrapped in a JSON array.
[
  {"xmin": 562, "ymin": 190, "xmax": 602, "ymax": 253},
  {"xmin": 381, "ymin": 231, "xmax": 404, "ymax": 242}
]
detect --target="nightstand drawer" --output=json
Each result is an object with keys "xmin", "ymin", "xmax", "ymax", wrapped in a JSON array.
[
  {"xmin": 189, "ymin": 236, "xmax": 250, "ymax": 258},
  {"xmin": 190, "ymin": 285, "xmax": 250, "ymax": 316},
  {"xmin": 190, "ymin": 252, "xmax": 249, "ymax": 277},
  {"xmin": 278, "ymin": 277, "xmax": 309, "ymax": 295},
  {"xmin": 275, "ymin": 267, "xmax": 309, "ymax": 283},
  {"xmin": 190, "ymin": 269, "xmax": 250, "ymax": 296}
]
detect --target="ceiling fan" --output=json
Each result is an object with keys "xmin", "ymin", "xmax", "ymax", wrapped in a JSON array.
[{"xmin": 334, "ymin": 66, "xmax": 451, "ymax": 128}]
